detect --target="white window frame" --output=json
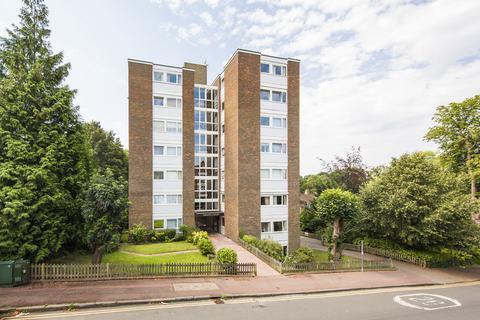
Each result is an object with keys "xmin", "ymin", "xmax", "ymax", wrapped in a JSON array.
[
  {"xmin": 260, "ymin": 88, "xmax": 287, "ymax": 103},
  {"xmin": 153, "ymin": 145, "xmax": 182, "ymax": 157},
  {"xmin": 260, "ymin": 63, "xmax": 287, "ymax": 77}
]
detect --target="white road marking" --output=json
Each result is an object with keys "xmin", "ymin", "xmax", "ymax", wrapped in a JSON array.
[{"xmin": 393, "ymin": 293, "xmax": 461, "ymax": 311}]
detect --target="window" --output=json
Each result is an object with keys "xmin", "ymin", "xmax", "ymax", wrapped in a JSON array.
[
  {"xmin": 154, "ymin": 146, "xmax": 164, "ymax": 155},
  {"xmin": 260, "ymin": 116, "xmax": 270, "ymax": 126},
  {"xmin": 272, "ymin": 65, "xmax": 286, "ymax": 76},
  {"xmin": 260, "ymin": 89, "xmax": 270, "ymax": 101},
  {"xmin": 260, "ymin": 63, "xmax": 270, "ymax": 73},
  {"xmin": 167, "ymin": 146, "xmax": 177, "ymax": 156},
  {"xmin": 153, "ymin": 121, "xmax": 165, "ymax": 134},
  {"xmin": 272, "ymin": 143, "xmax": 286, "ymax": 153},
  {"xmin": 272, "ymin": 91, "xmax": 282, "ymax": 102},
  {"xmin": 272, "ymin": 169, "xmax": 287, "ymax": 180},
  {"xmin": 166, "ymin": 121, "xmax": 181, "ymax": 133},
  {"xmin": 261, "ymin": 196, "xmax": 271, "ymax": 206},
  {"xmin": 153, "ymin": 71, "xmax": 164, "ymax": 82},
  {"xmin": 281, "ymin": 92, "xmax": 287, "ymax": 103},
  {"xmin": 154, "ymin": 219, "xmax": 164, "ymax": 229},
  {"xmin": 273, "ymin": 195, "xmax": 288, "ymax": 205},
  {"xmin": 261, "ymin": 143, "xmax": 270, "ymax": 153},
  {"xmin": 166, "ymin": 194, "xmax": 181, "ymax": 204},
  {"xmin": 153, "ymin": 96, "xmax": 164, "ymax": 106},
  {"xmin": 166, "ymin": 219, "xmax": 178, "ymax": 229},
  {"xmin": 273, "ymin": 221, "xmax": 287, "ymax": 232},
  {"xmin": 272, "ymin": 117, "xmax": 284, "ymax": 128},
  {"xmin": 261, "ymin": 169, "xmax": 270, "ymax": 179},
  {"xmin": 166, "ymin": 170, "xmax": 182, "ymax": 180},
  {"xmin": 153, "ymin": 195, "xmax": 164, "ymax": 205},
  {"xmin": 167, "ymin": 73, "xmax": 181, "ymax": 84},
  {"xmin": 261, "ymin": 222, "xmax": 271, "ymax": 233},
  {"xmin": 167, "ymin": 98, "xmax": 177, "ymax": 108},
  {"xmin": 154, "ymin": 171, "xmax": 164, "ymax": 180}
]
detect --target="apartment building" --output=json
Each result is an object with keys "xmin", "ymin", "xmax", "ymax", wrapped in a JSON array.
[{"xmin": 128, "ymin": 49, "xmax": 300, "ymax": 252}]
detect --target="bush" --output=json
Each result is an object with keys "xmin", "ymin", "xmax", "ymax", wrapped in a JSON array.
[
  {"xmin": 217, "ymin": 248, "xmax": 238, "ymax": 264},
  {"xmin": 152, "ymin": 231, "xmax": 166, "ymax": 243},
  {"xmin": 198, "ymin": 238, "xmax": 215, "ymax": 256},
  {"xmin": 128, "ymin": 224, "xmax": 149, "ymax": 244},
  {"xmin": 164, "ymin": 229, "xmax": 177, "ymax": 241},
  {"xmin": 173, "ymin": 233, "xmax": 186, "ymax": 242},
  {"xmin": 285, "ymin": 247, "xmax": 315, "ymax": 264},
  {"xmin": 180, "ymin": 224, "xmax": 200, "ymax": 239},
  {"xmin": 120, "ymin": 232, "xmax": 129, "ymax": 243},
  {"xmin": 191, "ymin": 231, "xmax": 209, "ymax": 245},
  {"xmin": 242, "ymin": 235, "xmax": 258, "ymax": 246}
]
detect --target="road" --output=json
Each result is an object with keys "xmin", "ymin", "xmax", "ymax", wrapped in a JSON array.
[{"xmin": 7, "ymin": 282, "xmax": 480, "ymax": 320}]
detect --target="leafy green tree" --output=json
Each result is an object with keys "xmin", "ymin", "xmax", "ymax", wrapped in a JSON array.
[
  {"xmin": 82, "ymin": 170, "xmax": 129, "ymax": 264},
  {"xmin": 0, "ymin": 0, "xmax": 89, "ymax": 262},
  {"xmin": 425, "ymin": 95, "xmax": 480, "ymax": 199},
  {"xmin": 359, "ymin": 152, "xmax": 479, "ymax": 249},
  {"xmin": 300, "ymin": 173, "xmax": 338, "ymax": 195},
  {"xmin": 315, "ymin": 188, "xmax": 360, "ymax": 260},
  {"xmin": 84, "ymin": 121, "xmax": 128, "ymax": 180}
]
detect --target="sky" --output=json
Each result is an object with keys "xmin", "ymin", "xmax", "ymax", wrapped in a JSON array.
[{"xmin": 1, "ymin": 0, "xmax": 479, "ymax": 175}]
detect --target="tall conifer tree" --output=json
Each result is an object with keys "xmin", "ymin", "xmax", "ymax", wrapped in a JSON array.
[{"xmin": 0, "ymin": 0, "xmax": 89, "ymax": 262}]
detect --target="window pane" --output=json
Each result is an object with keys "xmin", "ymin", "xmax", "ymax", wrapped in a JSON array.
[
  {"xmin": 154, "ymin": 146, "xmax": 164, "ymax": 155},
  {"xmin": 154, "ymin": 219, "xmax": 164, "ymax": 228},
  {"xmin": 260, "ymin": 63, "xmax": 270, "ymax": 73},
  {"xmin": 166, "ymin": 171, "xmax": 179, "ymax": 180},
  {"xmin": 282, "ymin": 92, "xmax": 287, "ymax": 103},
  {"xmin": 260, "ymin": 116, "xmax": 270, "ymax": 126},
  {"xmin": 261, "ymin": 143, "xmax": 270, "ymax": 153},
  {"xmin": 167, "ymin": 98, "xmax": 177, "ymax": 108},
  {"xmin": 274, "ymin": 195, "xmax": 282, "ymax": 205},
  {"xmin": 261, "ymin": 222, "xmax": 270, "ymax": 232},
  {"xmin": 153, "ymin": 71, "xmax": 163, "ymax": 81},
  {"xmin": 272, "ymin": 91, "xmax": 282, "ymax": 102},
  {"xmin": 261, "ymin": 169, "xmax": 270, "ymax": 179},
  {"xmin": 166, "ymin": 195, "xmax": 177, "ymax": 203},
  {"xmin": 166, "ymin": 121, "xmax": 177, "ymax": 132},
  {"xmin": 153, "ymin": 195, "xmax": 164, "ymax": 204},
  {"xmin": 166, "ymin": 219, "xmax": 177, "ymax": 229},
  {"xmin": 272, "ymin": 117, "xmax": 282, "ymax": 127},
  {"xmin": 167, "ymin": 146, "xmax": 177, "ymax": 155},
  {"xmin": 261, "ymin": 196, "xmax": 270, "ymax": 206},
  {"xmin": 177, "ymin": 74, "xmax": 182, "ymax": 84},
  {"xmin": 273, "ymin": 65, "xmax": 282, "ymax": 75},
  {"xmin": 272, "ymin": 143, "xmax": 282, "ymax": 153},
  {"xmin": 154, "ymin": 96, "xmax": 164, "ymax": 106},
  {"xmin": 154, "ymin": 171, "xmax": 164, "ymax": 180},
  {"xmin": 153, "ymin": 121, "xmax": 165, "ymax": 133},
  {"xmin": 272, "ymin": 169, "xmax": 283, "ymax": 179},
  {"xmin": 273, "ymin": 221, "xmax": 283, "ymax": 231},
  {"xmin": 260, "ymin": 89, "xmax": 270, "ymax": 101},
  {"xmin": 167, "ymin": 73, "xmax": 178, "ymax": 83}
]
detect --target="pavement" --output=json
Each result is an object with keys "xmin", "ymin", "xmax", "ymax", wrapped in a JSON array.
[
  {"xmin": 4, "ymin": 282, "xmax": 480, "ymax": 319},
  {"xmin": 1, "ymin": 236, "xmax": 480, "ymax": 312}
]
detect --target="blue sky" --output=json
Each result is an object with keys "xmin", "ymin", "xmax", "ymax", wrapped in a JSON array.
[{"xmin": 1, "ymin": 0, "xmax": 480, "ymax": 175}]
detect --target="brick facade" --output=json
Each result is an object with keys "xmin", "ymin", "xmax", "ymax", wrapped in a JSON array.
[
  {"xmin": 184, "ymin": 62, "xmax": 207, "ymax": 85},
  {"xmin": 287, "ymin": 60, "xmax": 301, "ymax": 252},
  {"xmin": 128, "ymin": 61, "xmax": 153, "ymax": 228},
  {"xmin": 224, "ymin": 51, "xmax": 261, "ymax": 239},
  {"xmin": 182, "ymin": 68, "xmax": 196, "ymax": 226}
]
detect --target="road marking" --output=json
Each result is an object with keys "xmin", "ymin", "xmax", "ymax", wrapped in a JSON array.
[
  {"xmin": 8, "ymin": 281, "xmax": 479, "ymax": 319},
  {"xmin": 393, "ymin": 293, "xmax": 461, "ymax": 311}
]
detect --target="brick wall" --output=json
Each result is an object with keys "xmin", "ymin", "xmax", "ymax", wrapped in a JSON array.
[{"xmin": 128, "ymin": 61, "xmax": 153, "ymax": 228}]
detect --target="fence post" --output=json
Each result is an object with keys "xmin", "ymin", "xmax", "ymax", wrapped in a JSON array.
[
  {"xmin": 106, "ymin": 263, "xmax": 110, "ymax": 278},
  {"xmin": 41, "ymin": 263, "xmax": 45, "ymax": 281}
]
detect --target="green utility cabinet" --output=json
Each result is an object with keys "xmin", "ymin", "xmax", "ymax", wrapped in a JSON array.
[{"xmin": 0, "ymin": 260, "xmax": 31, "ymax": 287}]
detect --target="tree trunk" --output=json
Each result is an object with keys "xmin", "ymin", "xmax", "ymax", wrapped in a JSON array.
[
  {"xmin": 92, "ymin": 245, "xmax": 104, "ymax": 264},
  {"xmin": 331, "ymin": 217, "xmax": 344, "ymax": 261}
]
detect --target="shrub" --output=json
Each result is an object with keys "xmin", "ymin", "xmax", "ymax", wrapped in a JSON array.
[
  {"xmin": 285, "ymin": 247, "xmax": 315, "ymax": 264},
  {"xmin": 128, "ymin": 224, "xmax": 149, "ymax": 244},
  {"xmin": 191, "ymin": 231, "xmax": 209, "ymax": 245},
  {"xmin": 152, "ymin": 231, "xmax": 166, "ymax": 243},
  {"xmin": 242, "ymin": 235, "xmax": 258, "ymax": 246},
  {"xmin": 256, "ymin": 239, "xmax": 284, "ymax": 261},
  {"xmin": 164, "ymin": 229, "xmax": 177, "ymax": 241},
  {"xmin": 180, "ymin": 224, "xmax": 200, "ymax": 238},
  {"xmin": 146, "ymin": 229, "xmax": 156, "ymax": 242},
  {"xmin": 198, "ymin": 238, "xmax": 215, "ymax": 256},
  {"xmin": 173, "ymin": 233, "xmax": 186, "ymax": 242},
  {"xmin": 120, "ymin": 232, "xmax": 129, "ymax": 243},
  {"xmin": 217, "ymin": 248, "xmax": 238, "ymax": 264}
]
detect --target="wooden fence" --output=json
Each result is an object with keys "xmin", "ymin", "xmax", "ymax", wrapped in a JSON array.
[
  {"xmin": 31, "ymin": 262, "xmax": 257, "ymax": 281},
  {"xmin": 341, "ymin": 243, "xmax": 427, "ymax": 268},
  {"xmin": 238, "ymin": 238, "xmax": 395, "ymax": 274}
]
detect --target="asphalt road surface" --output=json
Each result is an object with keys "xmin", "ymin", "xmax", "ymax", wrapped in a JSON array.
[{"xmin": 7, "ymin": 282, "xmax": 480, "ymax": 320}]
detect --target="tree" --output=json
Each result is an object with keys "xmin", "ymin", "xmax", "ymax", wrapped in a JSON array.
[
  {"xmin": 300, "ymin": 173, "xmax": 339, "ymax": 195},
  {"xmin": 359, "ymin": 152, "xmax": 479, "ymax": 249},
  {"xmin": 325, "ymin": 147, "xmax": 369, "ymax": 193},
  {"xmin": 314, "ymin": 189, "xmax": 360, "ymax": 260},
  {"xmin": 425, "ymin": 95, "xmax": 480, "ymax": 199},
  {"xmin": 0, "ymin": 0, "xmax": 89, "ymax": 262},
  {"xmin": 82, "ymin": 170, "xmax": 129, "ymax": 264},
  {"xmin": 84, "ymin": 121, "xmax": 128, "ymax": 180}
]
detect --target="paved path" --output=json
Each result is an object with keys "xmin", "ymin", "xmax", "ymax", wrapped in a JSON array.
[
  {"xmin": 209, "ymin": 233, "xmax": 279, "ymax": 276},
  {"xmin": 10, "ymin": 282, "xmax": 480, "ymax": 320}
]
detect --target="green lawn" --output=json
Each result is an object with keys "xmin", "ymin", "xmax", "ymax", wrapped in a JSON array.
[
  {"xmin": 121, "ymin": 241, "xmax": 197, "ymax": 255},
  {"xmin": 103, "ymin": 251, "xmax": 208, "ymax": 264},
  {"xmin": 312, "ymin": 249, "xmax": 360, "ymax": 263}
]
